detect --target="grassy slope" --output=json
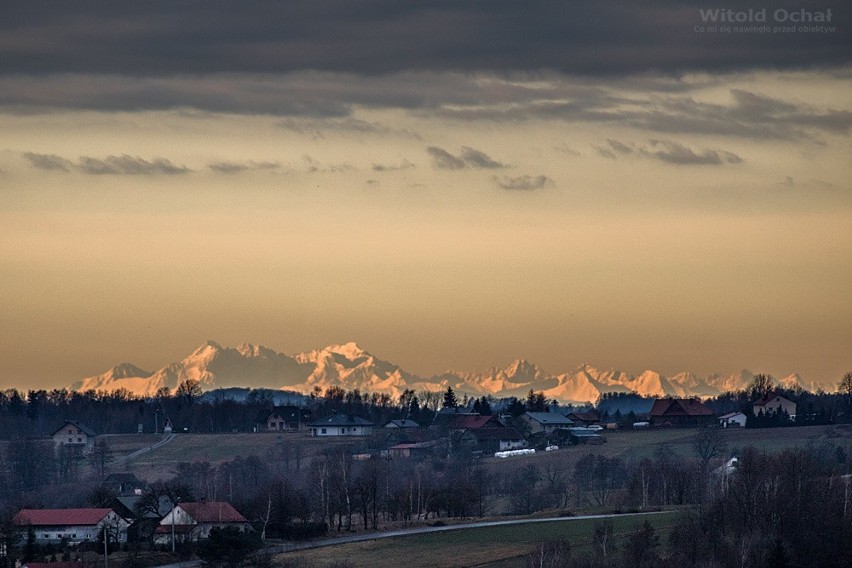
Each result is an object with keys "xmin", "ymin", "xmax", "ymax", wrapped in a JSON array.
[{"xmin": 275, "ymin": 512, "xmax": 683, "ymax": 568}]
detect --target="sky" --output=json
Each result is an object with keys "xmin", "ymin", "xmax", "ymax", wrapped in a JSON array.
[{"xmin": 1, "ymin": 1, "xmax": 851, "ymax": 391}]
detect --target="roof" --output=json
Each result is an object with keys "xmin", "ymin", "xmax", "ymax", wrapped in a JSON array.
[
  {"xmin": 179, "ymin": 502, "xmax": 248, "ymax": 523},
  {"xmin": 14, "ymin": 508, "xmax": 112, "ymax": 526},
  {"xmin": 523, "ymin": 412, "xmax": 573, "ymax": 425},
  {"xmin": 51, "ymin": 421, "xmax": 97, "ymax": 437},
  {"xmin": 115, "ymin": 495, "xmax": 172, "ymax": 519},
  {"xmin": 265, "ymin": 406, "xmax": 311, "ymax": 421},
  {"xmin": 105, "ymin": 472, "xmax": 142, "ymax": 484},
  {"xmin": 462, "ymin": 427, "xmax": 525, "ymax": 441},
  {"xmin": 754, "ymin": 393, "xmax": 793, "ymax": 406},
  {"xmin": 23, "ymin": 563, "xmax": 94, "ymax": 568},
  {"xmin": 449, "ymin": 415, "xmax": 501, "ymax": 430},
  {"xmin": 310, "ymin": 414, "xmax": 374, "ymax": 427},
  {"xmin": 389, "ymin": 441, "xmax": 437, "ymax": 450},
  {"xmin": 566, "ymin": 411, "xmax": 600, "ymax": 422},
  {"xmin": 719, "ymin": 412, "xmax": 746, "ymax": 420},
  {"xmin": 384, "ymin": 419, "xmax": 420, "ymax": 428},
  {"xmin": 650, "ymin": 398, "xmax": 713, "ymax": 417}
]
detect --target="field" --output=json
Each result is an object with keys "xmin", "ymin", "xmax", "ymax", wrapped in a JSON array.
[
  {"xmin": 98, "ymin": 424, "xmax": 847, "ymax": 482},
  {"xmin": 272, "ymin": 511, "xmax": 684, "ymax": 568}
]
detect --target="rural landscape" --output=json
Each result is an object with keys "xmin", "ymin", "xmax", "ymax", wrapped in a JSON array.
[
  {"xmin": 1, "ymin": 1, "xmax": 850, "ymax": 567},
  {"xmin": 1, "ymin": 365, "xmax": 852, "ymax": 567}
]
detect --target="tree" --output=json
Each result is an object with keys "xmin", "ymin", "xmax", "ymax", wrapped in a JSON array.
[
  {"xmin": 175, "ymin": 379, "xmax": 202, "ymax": 404},
  {"xmin": 748, "ymin": 374, "xmax": 774, "ymax": 399},
  {"xmin": 621, "ymin": 520, "xmax": 660, "ymax": 568},
  {"xmin": 442, "ymin": 386, "xmax": 458, "ymax": 409},
  {"xmin": 90, "ymin": 438, "xmax": 112, "ymax": 479},
  {"xmin": 526, "ymin": 540, "xmax": 571, "ymax": 568},
  {"xmin": 196, "ymin": 526, "xmax": 261, "ymax": 568},
  {"xmin": 525, "ymin": 390, "xmax": 547, "ymax": 412},
  {"xmin": 693, "ymin": 425, "xmax": 727, "ymax": 469},
  {"xmin": 592, "ymin": 520, "xmax": 615, "ymax": 562},
  {"xmin": 839, "ymin": 371, "xmax": 852, "ymax": 408}
]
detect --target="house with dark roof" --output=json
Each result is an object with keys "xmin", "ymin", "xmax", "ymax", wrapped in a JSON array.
[
  {"xmin": 753, "ymin": 393, "xmax": 796, "ymax": 420},
  {"xmin": 110, "ymin": 494, "xmax": 173, "ymax": 543},
  {"xmin": 51, "ymin": 421, "xmax": 97, "ymax": 453},
  {"xmin": 309, "ymin": 414, "xmax": 374, "ymax": 436},
  {"xmin": 447, "ymin": 414, "xmax": 503, "ymax": 434},
  {"xmin": 154, "ymin": 501, "xmax": 250, "ymax": 544},
  {"xmin": 564, "ymin": 410, "xmax": 600, "ymax": 427},
  {"xmin": 388, "ymin": 440, "xmax": 440, "ymax": 459},
  {"xmin": 649, "ymin": 398, "xmax": 714, "ymax": 426},
  {"xmin": 459, "ymin": 427, "xmax": 527, "ymax": 453},
  {"xmin": 520, "ymin": 412, "xmax": 574, "ymax": 434},
  {"xmin": 262, "ymin": 406, "xmax": 312, "ymax": 431},
  {"xmin": 104, "ymin": 472, "xmax": 146, "ymax": 496},
  {"xmin": 13, "ymin": 508, "xmax": 128, "ymax": 545}
]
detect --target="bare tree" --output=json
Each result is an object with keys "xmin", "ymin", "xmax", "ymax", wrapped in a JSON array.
[{"xmin": 693, "ymin": 426, "xmax": 727, "ymax": 469}]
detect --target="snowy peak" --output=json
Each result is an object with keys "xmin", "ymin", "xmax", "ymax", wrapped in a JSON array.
[{"xmin": 73, "ymin": 341, "xmax": 812, "ymax": 404}]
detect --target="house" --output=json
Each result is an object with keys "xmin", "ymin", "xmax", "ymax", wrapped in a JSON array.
[
  {"xmin": 51, "ymin": 421, "xmax": 97, "ymax": 453},
  {"xmin": 154, "ymin": 501, "xmax": 249, "ymax": 544},
  {"xmin": 104, "ymin": 472, "xmax": 146, "ymax": 496},
  {"xmin": 263, "ymin": 406, "xmax": 312, "ymax": 431},
  {"xmin": 431, "ymin": 407, "xmax": 480, "ymax": 430},
  {"xmin": 447, "ymin": 414, "xmax": 503, "ymax": 434},
  {"xmin": 13, "ymin": 508, "xmax": 128, "ymax": 545},
  {"xmin": 753, "ymin": 393, "xmax": 797, "ymax": 419},
  {"xmin": 459, "ymin": 427, "xmax": 527, "ymax": 453},
  {"xmin": 383, "ymin": 419, "xmax": 420, "ymax": 429},
  {"xmin": 718, "ymin": 411, "xmax": 747, "ymax": 428},
  {"xmin": 110, "ymin": 494, "xmax": 172, "ymax": 542},
  {"xmin": 564, "ymin": 410, "xmax": 600, "ymax": 427},
  {"xmin": 520, "ymin": 412, "xmax": 574, "ymax": 434},
  {"xmin": 649, "ymin": 398, "xmax": 714, "ymax": 426},
  {"xmin": 309, "ymin": 414, "xmax": 374, "ymax": 436}
]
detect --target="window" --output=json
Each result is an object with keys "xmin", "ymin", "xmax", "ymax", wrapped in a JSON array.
[
  {"xmin": 321, "ymin": 428, "xmax": 327, "ymax": 434},
  {"xmin": 78, "ymin": 437, "xmax": 83, "ymax": 442},
  {"xmin": 69, "ymin": 437, "xmax": 73, "ymax": 443}
]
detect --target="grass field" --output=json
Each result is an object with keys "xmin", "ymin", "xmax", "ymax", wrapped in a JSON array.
[
  {"xmin": 100, "ymin": 424, "xmax": 846, "ymax": 483},
  {"xmin": 273, "ymin": 511, "xmax": 684, "ymax": 568}
]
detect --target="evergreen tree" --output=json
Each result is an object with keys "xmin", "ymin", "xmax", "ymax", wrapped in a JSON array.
[{"xmin": 442, "ymin": 386, "xmax": 458, "ymax": 409}]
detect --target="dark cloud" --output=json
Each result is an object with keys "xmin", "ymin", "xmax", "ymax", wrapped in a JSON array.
[
  {"xmin": 302, "ymin": 155, "xmax": 354, "ymax": 173},
  {"xmin": 1, "ymin": 2, "xmax": 848, "ymax": 77},
  {"xmin": 21, "ymin": 152, "xmax": 190, "ymax": 175},
  {"xmin": 427, "ymin": 146, "xmax": 506, "ymax": 170},
  {"xmin": 427, "ymin": 147, "xmax": 466, "ymax": 170},
  {"xmin": 494, "ymin": 175, "xmax": 554, "ymax": 191},
  {"xmin": 23, "ymin": 152, "xmax": 73, "ymax": 171},
  {"xmin": 78, "ymin": 155, "xmax": 189, "ymax": 175},
  {"xmin": 208, "ymin": 161, "xmax": 281, "ymax": 174},
  {"xmin": 607, "ymin": 139, "xmax": 634, "ymax": 155},
  {"xmin": 372, "ymin": 160, "xmax": 415, "ymax": 172},
  {"xmin": 643, "ymin": 140, "xmax": 742, "ymax": 165}
]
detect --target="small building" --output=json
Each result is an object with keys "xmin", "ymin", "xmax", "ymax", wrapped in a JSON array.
[
  {"xmin": 13, "ymin": 508, "xmax": 128, "ymax": 545},
  {"xmin": 718, "ymin": 411, "xmax": 747, "ymax": 428},
  {"xmin": 568, "ymin": 428, "xmax": 605, "ymax": 445},
  {"xmin": 51, "ymin": 421, "xmax": 97, "ymax": 453},
  {"xmin": 263, "ymin": 406, "xmax": 312, "ymax": 431},
  {"xmin": 383, "ymin": 419, "xmax": 420, "ymax": 429},
  {"xmin": 447, "ymin": 414, "xmax": 503, "ymax": 434},
  {"xmin": 310, "ymin": 414, "xmax": 374, "ymax": 436},
  {"xmin": 459, "ymin": 427, "xmax": 527, "ymax": 453},
  {"xmin": 388, "ymin": 440, "xmax": 439, "ymax": 459},
  {"xmin": 520, "ymin": 412, "xmax": 574, "ymax": 434},
  {"xmin": 154, "ymin": 501, "xmax": 249, "ymax": 544},
  {"xmin": 431, "ymin": 407, "xmax": 480, "ymax": 430},
  {"xmin": 649, "ymin": 398, "xmax": 714, "ymax": 427},
  {"xmin": 753, "ymin": 393, "xmax": 797, "ymax": 420},
  {"xmin": 104, "ymin": 472, "xmax": 146, "ymax": 496}
]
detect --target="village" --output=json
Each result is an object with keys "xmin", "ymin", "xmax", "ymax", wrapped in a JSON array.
[{"xmin": 3, "ymin": 379, "xmax": 844, "ymax": 568}]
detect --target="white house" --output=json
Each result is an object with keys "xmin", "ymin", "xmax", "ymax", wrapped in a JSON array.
[
  {"xmin": 13, "ymin": 508, "xmax": 128, "ymax": 545},
  {"xmin": 753, "ymin": 393, "xmax": 797, "ymax": 419},
  {"xmin": 718, "ymin": 411, "xmax": 747, "ymax": 428},
  {"xmin": 154, "ymin": 501, "xmax": 249, "ymax": 544},
  {"xmin": 310, "ymin": 414, "xmax": 374, "ymax": 436},
  {"xmin": 51, "ymin": 421, "xmax": 97, "ymax": 453}
]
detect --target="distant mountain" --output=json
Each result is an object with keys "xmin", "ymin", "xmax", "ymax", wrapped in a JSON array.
[{"xmin": 72, "ymin": 340, "xmax": 810, "ymax": 403}]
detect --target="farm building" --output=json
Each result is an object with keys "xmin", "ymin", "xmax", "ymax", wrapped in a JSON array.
[
  {"xmin": 13, "ymin": 508, "xmax": 128, "ymax": 545},
  {"xmin": 718, "ymin": 411, "xmax": 747, "ymax": 428},
  {"xmin": 154, "ymin": 501, "xmax": 249, "ymax": 544},
  {"xmin": 649, "ymin": 398, "xmax": 714, "ymax": 426}
]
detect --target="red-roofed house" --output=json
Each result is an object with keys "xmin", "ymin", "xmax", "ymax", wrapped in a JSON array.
[
  {"xmin": 448, "ymin": 414, "xmax": 503, "ymax": 433},
  {"xmin": 154, "ymin": 501, "xmax": 250, "ymax": 544},
  {"xmin": 13, "ymin": 508, "xmax": 128, "ymax": 544},
  {"xmin": 649, "ymin": 398, "xmax": 714, "ymax": 426}
]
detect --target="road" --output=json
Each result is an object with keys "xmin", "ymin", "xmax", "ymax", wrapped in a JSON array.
[
  {"xmin": 108, "ymin": 433, "xmax": 176, "ymax": 466},
  {"xmin": 267, "ymin": 510, "xmax": 670, "ymax": 554}
]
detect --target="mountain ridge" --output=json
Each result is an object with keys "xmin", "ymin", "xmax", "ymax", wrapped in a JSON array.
[{"xmin": 72, "ymin": 341, "xmax": 819, "ymax": 403}]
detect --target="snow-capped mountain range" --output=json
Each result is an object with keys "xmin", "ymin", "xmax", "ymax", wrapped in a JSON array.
[{"xmin": 72, "ymin": 340, "xmax": 814, "ymax": 403}]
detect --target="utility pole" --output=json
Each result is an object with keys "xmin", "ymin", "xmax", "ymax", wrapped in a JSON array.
[{"xmin": 103, "ymin": 524, "xmax": 109, "ymax": 568}]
